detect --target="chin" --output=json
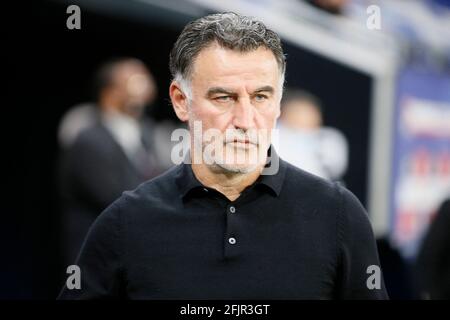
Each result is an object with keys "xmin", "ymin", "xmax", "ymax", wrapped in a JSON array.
[{"xmin": 216, "ymin": 162, "xmax": 259, "ymax": 174}]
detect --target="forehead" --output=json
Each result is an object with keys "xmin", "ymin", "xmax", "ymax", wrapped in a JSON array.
[
  {"xmin": 114, "ymin": 62, "xmax": 148, "ymax": 80},
  {"xmin": 286, "ymin": 99, "xmax": 317, "ymax": 110},
  {"xmin": 191, "ymin": 43, "xmax": 280, "ymax": 89}
]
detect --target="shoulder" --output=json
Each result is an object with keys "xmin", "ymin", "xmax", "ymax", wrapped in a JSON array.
[
  {"xmin": 281, "ymin": 160, "xmax": 341, "ymax": 204},
  {"xmin": 69, "ymin": 124, "xmax": 118, "ymax": 159},
  {"xmin": 281, "ymin": 160, "xmax": 368, "ymax": 224},
  {"xmin": 112, "ymin": 165, "xmax": 181, "ymax": 211},
  {"xmin": 88, "ymin": 166, "xmax": 181, "ymax": 230},
  {"xmin": 74, "ymin": 123, "xmax": 111, "ymax": 145}
]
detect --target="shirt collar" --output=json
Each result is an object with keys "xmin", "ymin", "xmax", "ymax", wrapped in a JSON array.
[
  {"xmin": 174, "ymin": 145, "xmax": 286, "ymax": 200},
  {"xmin": 101, "ymin": 110, "xmax": 142, "ymax": 158}
]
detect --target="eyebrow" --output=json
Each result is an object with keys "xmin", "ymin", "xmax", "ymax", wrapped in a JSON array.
[
  {"xmin": 206, "ymin": 85, "xmax": 275, "ymax": 98},
  {"xmin": 206, "ymin": 87, "xmax": 236, "ymax": 98},
  {"xmin": 253, "ymin": 86, "xmax": 275, "ymax": 95}
]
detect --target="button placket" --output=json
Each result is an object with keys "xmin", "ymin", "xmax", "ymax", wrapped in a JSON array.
[{"xmin": 224, "ymin": 204, "xmax": 240, "ymax": 258}]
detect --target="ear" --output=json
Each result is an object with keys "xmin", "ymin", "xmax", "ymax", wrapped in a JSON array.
[{"xmin": 169, "ymin": 81, "xmax": 190, "ymax": 122}]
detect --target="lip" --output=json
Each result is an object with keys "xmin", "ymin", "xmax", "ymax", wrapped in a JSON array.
[
  {"xmin": 227, "ymin": 140, "xmax": 257, "ymax": 147},
  {"xmin": 233, "ymin": 139, "xmax": 249, "ymax": 144}
]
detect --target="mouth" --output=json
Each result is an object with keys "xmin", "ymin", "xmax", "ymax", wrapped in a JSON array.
[
  {"xmin": 233, "ymin": 138, "xmax": 249, "ymax": 144},
  {"xmin": 226, "ymin": 139, "xmax": 257, "ymax": 148}
]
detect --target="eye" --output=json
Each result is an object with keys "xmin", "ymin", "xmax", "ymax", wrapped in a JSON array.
[
  {"xmin": 254, "ymin": 94, "xmax": 268, "ymax": 102},
  {"xmin": 215, "ymin": 96, "xmax": 233, "ymax": 102}
]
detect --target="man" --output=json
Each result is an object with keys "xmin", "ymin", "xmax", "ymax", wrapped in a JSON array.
[
  {"xmin": 59, "ymin": 13, "xmax": 388, "ymax": 299},
  {"xmin": 59, "ymin": 58, "xmax": 169, "ymax": 266},
  {"xmin": 416, "ymin": 198, "xmax": 450, "ymax": 299},
  {"xmin": 276, "ymin": 89, "xmax": 348, "ymax": 181}
]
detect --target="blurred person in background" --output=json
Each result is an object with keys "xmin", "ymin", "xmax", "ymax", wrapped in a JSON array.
[
  {"xmin": 415, "ymin": 198, "xmax": 450, "ymax": 299},
  {"xmin": 376, "ymin": 237, "xmax": 414, "ymax": 299},
  {"xmin": 305, "ymin": 0, "xmax": 349, "ymax": 15},
  {"xmin": 58, "ymin": 102, "xmax": 98, "ymax": 149},
  {"xmin": 59, "ymin": 58, "xmax": 171, "ymax": 265},
  {"xmin": 275, "ymin": 89, "xmax": 348, "ymax": 182}
]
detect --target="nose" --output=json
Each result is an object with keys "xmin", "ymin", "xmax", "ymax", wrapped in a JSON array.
[{"xmin": 232, "ymin": 97, "xmax": 254, "ymax": 131}]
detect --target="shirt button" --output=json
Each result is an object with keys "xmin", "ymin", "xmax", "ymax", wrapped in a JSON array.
[
  {"xmin": 228, "ymin": 237, "xmax": 236, "ymax": 245},
  {"xmin": 203, "ymin": 188, "xmax": 209, "ymax": 192},
  {"xmin": 229, "ymin": 206, "xmax": 236, "ymax": 213}
]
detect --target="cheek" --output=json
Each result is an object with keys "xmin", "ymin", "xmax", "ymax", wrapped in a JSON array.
[
  {"xmin": 255, "ymin": 105, "xmax": 280, "ymax": 129},
  {"xmin": 192, "ymin": 102, "xmax": 231, "ymax": 131}
]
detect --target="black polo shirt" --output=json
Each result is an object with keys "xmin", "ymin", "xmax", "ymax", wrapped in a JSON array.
[{"xmin": 58, "ymin": 148, "xmax": 388, "ymax": 299}]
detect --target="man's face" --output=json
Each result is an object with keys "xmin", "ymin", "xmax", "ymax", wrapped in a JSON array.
[
  {"xmin": 113, "ymin": 62, "xmax": 156, "ymax": 118},
  {"xmin": 282, "ymin": 100, "xmax": 322, "ymax": 130},
  {"xmin": 180, "ymin": 43, "xmax": 282, "ymax": 173}
]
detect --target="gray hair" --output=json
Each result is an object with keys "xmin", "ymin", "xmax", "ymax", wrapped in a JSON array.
[{"xmin": 169, "ymin": 12, "xmax": 286, "ymax": 95}]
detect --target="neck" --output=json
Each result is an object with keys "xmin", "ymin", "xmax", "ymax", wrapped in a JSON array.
[{"xmin": 191, "ymin": 160, "xmax": 264, "ymax": 202}]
